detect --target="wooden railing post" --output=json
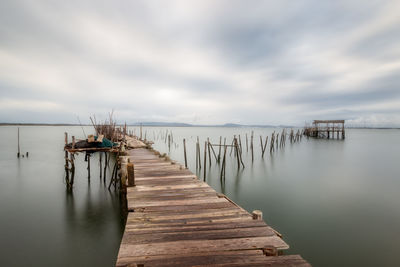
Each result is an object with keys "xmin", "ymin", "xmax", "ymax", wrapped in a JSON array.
[{"xmin": 127, "ymin": 160, "xmax": 135, "ymax": 187}]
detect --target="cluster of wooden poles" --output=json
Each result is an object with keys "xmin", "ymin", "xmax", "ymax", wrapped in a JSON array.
[{"xmin": 179, "ymin": 128, "xmax": 305, "ymax": 182}]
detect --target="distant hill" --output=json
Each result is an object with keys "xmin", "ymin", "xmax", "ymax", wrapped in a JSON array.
[
  {"xmin": 129, "ymin": 122, "xmax": 282, "ymax": 127},
  {"xmin": 130, "ymin": 122, "xmax": 192, "ymax": 127}
]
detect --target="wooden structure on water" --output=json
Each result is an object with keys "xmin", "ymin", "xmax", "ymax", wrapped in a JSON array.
[
  {"xmin": 116, "ymin": 147, "xmax": 311, "ymax": 267},
  {"xmin": 304, "ymin": 120, "xmax": 345, "ymax": 139}
]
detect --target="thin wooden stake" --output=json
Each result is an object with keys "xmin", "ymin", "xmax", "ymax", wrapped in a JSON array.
[
  {"xmin": 246, "ymin": 133, "xmax": 248, "ymax": 152},
  {"xmin": 17, "ymin": 127, "xmax": 20, "ymax": 158},
  {"xmin": 183, "ymin": 138, "xmax": 188, "ymax": 169},
  {"xmin": 207, "ymin": 138, "xmax": 212, "ymax": 166},
  {"xmin": 203, "ymin": 141, "xmax": 207, "ymax": 181},
  {"xmin": 217, "ymin": 136, "xmax": 222, "ymax": 163}
]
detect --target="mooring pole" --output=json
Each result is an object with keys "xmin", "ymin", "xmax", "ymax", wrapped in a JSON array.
[
  {"xmin": 203, "ymin": 141, "xmax": 207, "ymax": 181},
  {"xmin": 183, "ymin": 138, "xmax": 187, "ymax": 169},
  {"xmin": 17, "ymin": 127, "xmax": 20, "ymax": 158},
  {"xmin": 64, "ymin": 132, "xmax": 69, "ymax": 184}
]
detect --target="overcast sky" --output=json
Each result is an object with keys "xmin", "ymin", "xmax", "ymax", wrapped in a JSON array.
[{"xmin": 1, "ymin": 0, "xmax": 400, "ymax": 126}]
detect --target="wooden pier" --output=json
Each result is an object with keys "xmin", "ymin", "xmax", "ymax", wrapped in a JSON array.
[
  {"xmin": 116, "ymin": 147, "xmax": 311, "ymax": 266},
  {"xmin": 304, "ymin": 120, "xmax": 345, "ymax": 139}
]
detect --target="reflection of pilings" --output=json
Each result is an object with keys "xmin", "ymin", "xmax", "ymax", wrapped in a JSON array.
[
  {"xmin": 250, "ymin": 131, "xmax": 254, "ymax": 162},
  {"xmin": 99, "ymin": 152, "xmax": 102, "ymax": 180}
]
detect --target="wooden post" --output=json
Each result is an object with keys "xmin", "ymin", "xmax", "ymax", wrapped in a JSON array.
[
  {"xmin": 252, "ymin": 210, "xmax": 263, "ymax": 220},
  {"xmin": 276, "ymin": 133, "xmax": 279, "ymax": 149},
  {"xmin": 127, "ymin": 161, "xmax": 135, "ymax": 186},
  {"xmin": 197, "ymin": 137, "xmax": 201, "ymax": 169},
  {"xmin": 140, "ymin": 124, "xmax": 143, "ymax": 140},
  {"xmin": 203, "ymin": 141, "xmax": 207, "ymax": 181},
  {"xmin": 238, "ymin": 135, "xmax": 243, "ymax": 155},
  {"xmin": 104, "ymin": 152, "xmax": 108, "ymax": 182},
  {"xmin": 220, "ymin": 145, "xmax": 227, "ymax": 181},
  {"xmin": 17, "ymin": 127, "xmax": 20, "ymax": 158},
  {"xmin": 64, "ymin": 132, "xmax": 69, "ymax": 183},
  {"xmin": 183, "ymin": 138, "xmax": 187, "ymax": 169},
  {"xmin": 195, "ymin": 141, "xmax": 198, "ymax": 169},
  {"xmin": 270, "ymin": 132, "xmax": 275, "ymax": 153},
  {"xmin": 70, "ymin": 152, "xmax": 75, "ymax": 188},
  {"xmin": 207, "ymin": 138, "xmax": 212, "ymax": 166},
  {"xmin": 260, "ymin": 136, "xmax": 264, "ymax": 157},
  {"xmin": 218, "ymin": 136, "xmax": 222, "ymax": 163},
  {"xmin": 246, "ymin": 133, "xmax": 248, "ymax": 152},
  {"xmin": 234, "ymin": 138, "xmax": 240, "ymax": 169},
  {"xmin": 250, "ymin": 131, "xmax": 254, "ymax": 162},
  {"xmin": 209, "ymin": 141, "xmax": 218, "ymax": 162},
  {"xmin": 263, "ymin": 136, "xmax": 268, "ymax": 157},
  {"xmin": 342, "ymin": 123, "xmax": 345, "ymax": 139}
]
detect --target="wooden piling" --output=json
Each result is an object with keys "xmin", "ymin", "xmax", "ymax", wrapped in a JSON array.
[
  {"xmin": 17, "ymin": 127, "xmax": 20, "ymax": 158},
  {"xmin": 252, "ymin": 210, "xmax": 263, "ymax": 220},
  {"xmin": 104, "ymin": 152, "xmax": 108, "ymax": 182},
  {"xmin": 250, "ymin": 131, "xmax": 254, "ymax": 162},
  {"xmin": 246, "ymin": 133, "xmax": 249, "ymax": 152},
  {"xmin": 64, "ymin": 132, "xmax": 69, "ymax": 183},
  {"xmin": 218, "ymin": 136, "xmax": 222, "ymax": 163},
  {"xmin": 207, "ymin": 138, "xmax": 212, "ymax": 166},
  {"xmin": 234, "ymin": 138, "xmax": 240, "ymax": 169},
  {"xmin": 220, "ymin": 145, "xmax": 227, "ymax": 180},
  {"xmin": 183, "ymin": 138, "xmax": 188, "ymax": 169},
  {"xmin": 127, "ymin": 161, "xmax": 135, "ymax": 187},
  {"xmin": 203, "ymin": 141, "xmax": 207, "ymax": 181}
]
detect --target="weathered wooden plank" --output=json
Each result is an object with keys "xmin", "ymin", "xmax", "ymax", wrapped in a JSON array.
[
  {"xmin": 133, "ymin": 177, "xmax": 200, "ymax": 186},
  {"xmin": 131, "ymin": 201, "xmax": 235, "ymax": 212},
  {"xmin": 118, "ymin": 236, "xmax": 289, "ymax": 258},
  {"xmin": 127, "ymin": 207, "xmax": 242, "ymax": 218},
  {"xmin": 129, "ymin": 197, "xmax": 228, "ymax": 209},
  {"xmin": 131, "ymin": 182, "xmax": 211, "ymax": 192},
  {"xmin": 116, "ymin": 250, "xmax": 266, "ymax": 267},
  {"xmin": 124, "ymin": 220, "xmax": 269, "ymax": 234},
  {"xmin": 125, "ymin": 214, "xmax": 254, "ymax": 227},
  {"xmin": 133, "ymin": 174, "xmax": 197, "ymax": 181},
  {"xmin": 117, "ymin": 254, "xmax": 310, "ymax": 267},
  {"xmin": 122, "ymin": 226, "xmax": 277, "ymax": 244},
  {"xmin": 127, "ymin": 208, "xmax": 246, "ymax": 221},
  {"xmin": 127, "ymin": 192, "xmax": 220, "ymax": 202},
  {"xmin": 127, "ymin": 185, "xmax": 213, "ymax": 195}
]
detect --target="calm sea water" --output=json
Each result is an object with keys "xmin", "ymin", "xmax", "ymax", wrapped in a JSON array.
[{"xmin": 0, "ymin": 126, "xmax": 399, "ymax": 266}]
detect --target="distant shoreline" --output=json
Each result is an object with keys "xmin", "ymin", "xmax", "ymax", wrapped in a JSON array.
[{"xmin": 0, "ymin": 122, "xmax": 398, "ymax": 129}]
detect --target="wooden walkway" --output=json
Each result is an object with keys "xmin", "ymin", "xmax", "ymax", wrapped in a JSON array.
[{"xmin": 116, "ymin": 148, "xmax": 311, "ymax": 266}]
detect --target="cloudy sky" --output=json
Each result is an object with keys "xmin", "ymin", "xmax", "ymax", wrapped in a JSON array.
[{"xmin": 1, "ymin": 0, "xmax": 400, "ymax": 126}]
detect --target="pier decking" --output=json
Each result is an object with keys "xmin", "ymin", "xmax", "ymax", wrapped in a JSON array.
[{"xmin": 116, "ymin": 148, "xmax": 310, "ymax": 266}]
